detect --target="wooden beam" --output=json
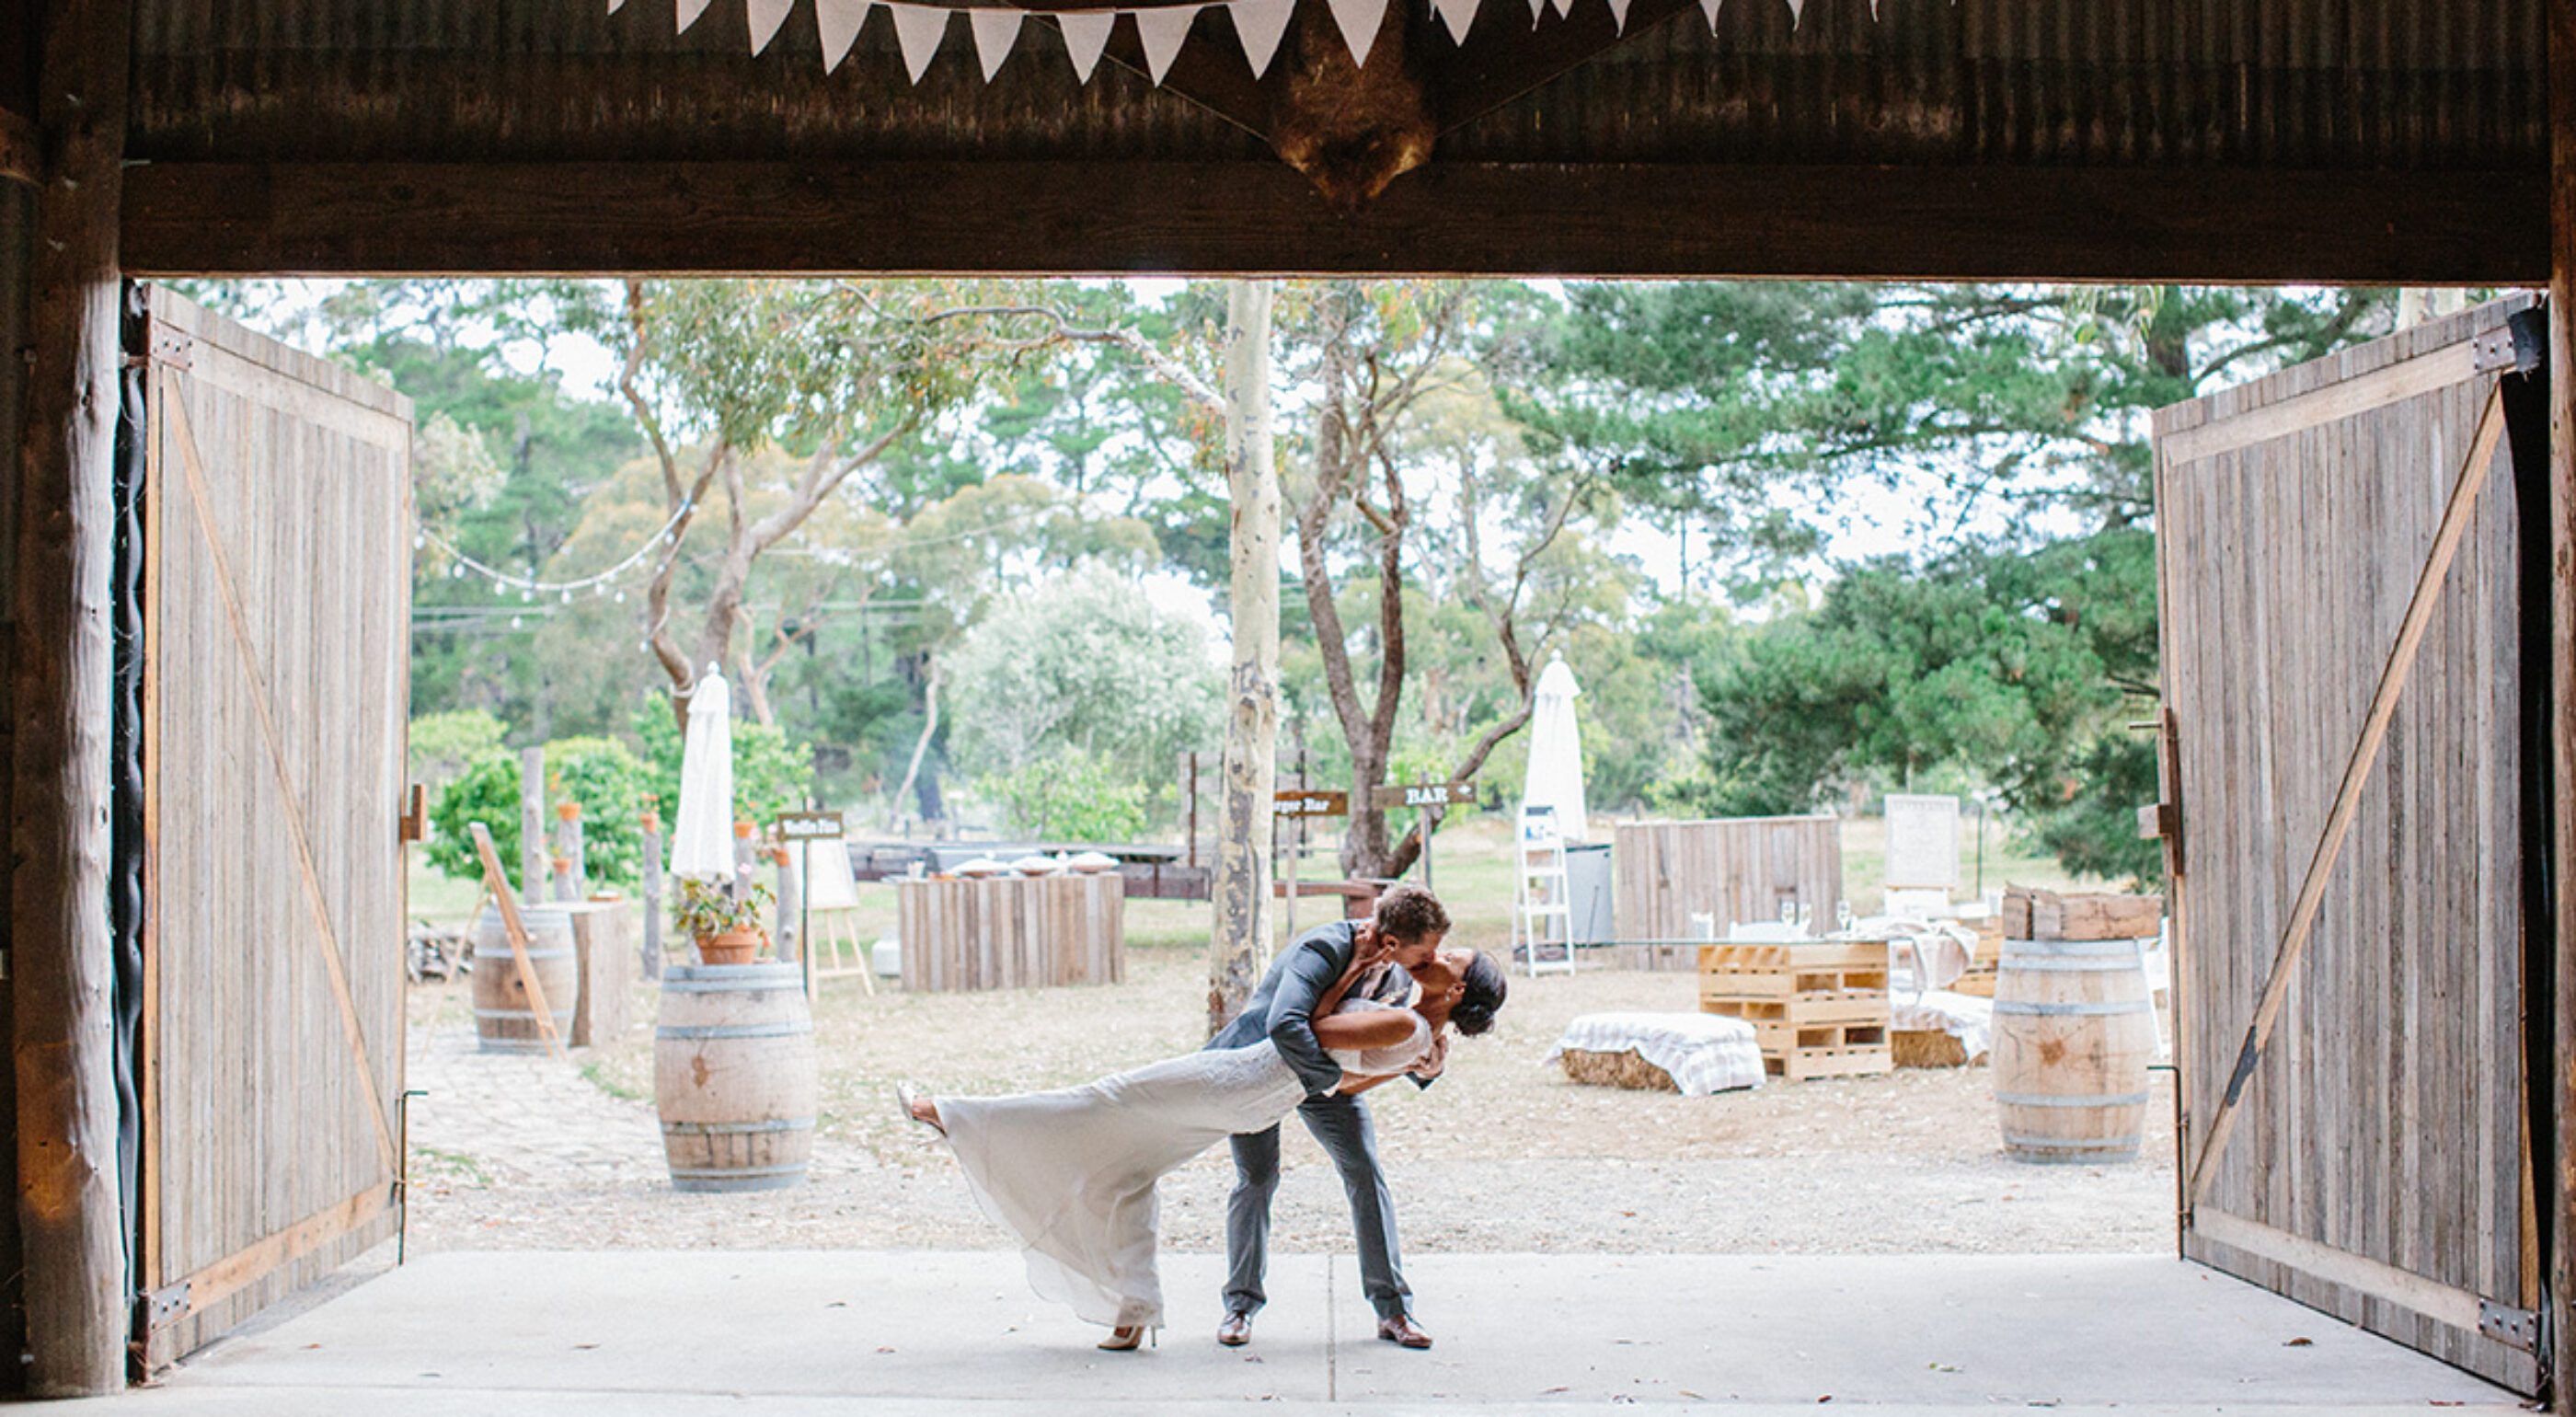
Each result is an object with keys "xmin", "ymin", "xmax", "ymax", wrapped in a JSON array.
[
  {"xmin": 2547, "ymin": 2, "xmax": 2576, "ymax": 1409},
  {"xmin": 119, "ymin": 159, "xmax": 2545, "ymax": 284},
  {"xmin": 12, "ymin": 0, "xmax": 129, "ymax": 1399}
]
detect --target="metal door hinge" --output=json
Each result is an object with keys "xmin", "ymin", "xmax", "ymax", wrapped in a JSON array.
[
  {"xmin": 133, "ymin": 1281, "xmax": 190, "ymax": 1338},
  {"xmin": 2477, "ymin": 1297, "xmax": 2538, "ymax": 1353},
  {"xmin": 144, "ymin": 319, "xmax": 192, "ymax": 371}
]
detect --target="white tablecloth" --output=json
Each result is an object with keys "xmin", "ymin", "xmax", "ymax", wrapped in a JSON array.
[{"xmin": 1545, "ymin": 1011, "xmax": 1765, "ymax": 1095}]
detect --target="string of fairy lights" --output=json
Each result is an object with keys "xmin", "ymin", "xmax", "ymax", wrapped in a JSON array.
[{"xmin": 410, "ymin": 496, "xmax": 1069, "ymax": 633}]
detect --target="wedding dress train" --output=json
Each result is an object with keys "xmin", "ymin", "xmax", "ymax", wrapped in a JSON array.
[{"xmin": 937, "ymin": 1004, "xmax": 1432, "ymax": 1329}]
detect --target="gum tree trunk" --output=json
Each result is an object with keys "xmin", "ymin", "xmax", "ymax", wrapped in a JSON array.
[{"xmin": 1207, "ymin": 281, "xmax": 1279, "ymax": 1038}]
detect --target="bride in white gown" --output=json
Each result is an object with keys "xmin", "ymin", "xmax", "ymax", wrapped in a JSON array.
[{"xmin": 902, "ymin": 951, "xmax": 1472, "ymax": 1346}]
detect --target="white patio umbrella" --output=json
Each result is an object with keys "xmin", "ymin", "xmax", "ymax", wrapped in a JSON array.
[
  {"xmin": 1521, "ymin": 651, "xmax": 1589, "ymax": 842},
  {"xmin": 668, "ymin": 668, "xmax": 738, "ymax": 880}
]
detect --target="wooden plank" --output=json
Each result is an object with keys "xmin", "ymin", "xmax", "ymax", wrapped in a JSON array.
[
  {"xmin": 2160, "ymin": 343, "xmax": 2478, "ymax": 467},
  {"xmin": 467, "ymin": 824, "xmax": 569, "ymax": 1063},
  {"xmin": 169, "ymin": 1181, "xmax": 393, "ymax": 1318},
  {"xmin": 117, "ymin": 160, "xmax": 2547, "ymax": 285},
  {"xmin": 2186, "ymin": 386, "xmax": 2508, "ymax": 1211},
  {"xmin": 165, "ymin": 391, "xmax": 402, "ymax": 1169},
  {"xmin": 12, "ymin": 0, "xmax": 131, "ymax": 1390},
  {"xmin": 2193, "ymin": 1208, "xmax": 2485, "ymax": 1338}
]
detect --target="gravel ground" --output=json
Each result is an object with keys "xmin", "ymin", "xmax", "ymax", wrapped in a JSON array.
[{"xmin": 401, "ymin": 947, "xmax": 2179, "ymax": 1259}]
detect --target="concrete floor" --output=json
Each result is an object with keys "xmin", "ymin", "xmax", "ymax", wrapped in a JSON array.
[{"xmin": 68, "ymin": 1250, "xmax": 2523, "ymax": 1415}]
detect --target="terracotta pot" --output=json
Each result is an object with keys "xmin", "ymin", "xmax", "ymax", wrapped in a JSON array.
[{"xmin": 697, "ymin": 928, "xmax": 767, "ymax": 966}]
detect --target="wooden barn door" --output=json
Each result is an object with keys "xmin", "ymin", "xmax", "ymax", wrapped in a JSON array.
[
  {"xmin": 2154, "ymin": 297, "xmax": 2543, "ymax": 1392},
  {"xmin": 132, "ymin": 288, "xmax": 412, "ymax": 1366}
]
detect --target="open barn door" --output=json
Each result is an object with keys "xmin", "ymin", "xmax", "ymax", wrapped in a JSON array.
[
  {"xmin": 2153, "ymin": 298, "xmax": 2546, "ymax": 1393},
  {"xmin": 128, "ymin": 288, "xmax": 412, "ymax": 1368}
]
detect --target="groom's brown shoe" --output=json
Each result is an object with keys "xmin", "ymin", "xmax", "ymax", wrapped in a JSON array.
[
  {"xmin": 1377, "ymin": 1314, "xmax": 1432, "ymax": 1349},
  {"xmin": 1216, "ymin": 1311, "xmax": 1253, "ymax": 1347}
]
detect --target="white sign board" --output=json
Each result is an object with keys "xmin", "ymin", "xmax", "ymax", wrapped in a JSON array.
[{"xmin": 1882, "ymin": 793, "xmax": 1961, "ymax": 891}]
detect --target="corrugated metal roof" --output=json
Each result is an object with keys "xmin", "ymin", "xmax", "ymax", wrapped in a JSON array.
[{"xmin": 126, "ymin": 0, "xmax": 2544, "ymax": 171}]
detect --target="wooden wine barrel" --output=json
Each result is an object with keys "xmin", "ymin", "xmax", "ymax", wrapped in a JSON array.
[
  {"xmin": 471, "ymin": 904, "xmax": 581, "ymax": 1054},
  {"xmin": 654, "ymin": 962, "xmax": 818, "ymax": 1192},
  {"xmin": 1992, "ymin": 937, "xmax": 2156, "ymax": 1164}
]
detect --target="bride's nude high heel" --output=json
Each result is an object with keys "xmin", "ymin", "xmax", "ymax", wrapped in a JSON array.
[
  {"xmin": 894, "ymin": 1082, "xmax": 945, "ymax": 1137},
  {"xmin": 1098, "ymin": 1325, "xmax": 1156, "ymax": 1352}
]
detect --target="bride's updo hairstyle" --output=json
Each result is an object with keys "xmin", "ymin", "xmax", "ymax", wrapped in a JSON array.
[
  {"xmin": 1374, "ymin": 883, "xmax": 1450, "ymax": 942},
  {"xmin": 1449, "ymin": 951, "xmax": 1508, "ymax": 1036}
]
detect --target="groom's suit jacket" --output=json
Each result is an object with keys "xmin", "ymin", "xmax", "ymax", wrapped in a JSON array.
[{"xmin": 1205, "ymin": 919, "xmax": 1432, "ymax": 1102}]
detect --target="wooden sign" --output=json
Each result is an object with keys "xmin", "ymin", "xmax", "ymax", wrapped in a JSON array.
[
  {"xmin": 774, "ymin": 811, "xmax": 845, "ymax": 842},
  {"xmin": 1881, "ymin": 792, "xmax": 1961, "ymax": 890},
  {"xmin": 1274, "ymin": 789, "xmax": 1349, "ymax": 818},
  {"xmin": 1369, "ymin": 781, "xmax": 1477, "ymax": 810}
]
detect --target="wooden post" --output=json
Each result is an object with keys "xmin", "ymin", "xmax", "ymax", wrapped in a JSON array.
[
  {"xmin": 775, "ymin": 844, "xmax": 801, "ymax": 965},
  {"xmin": 518, "ymin": 745, "xmax": 545, "ymax": 897},
  {"xmin": 1207, "ymin": 280, "xmax": 1278, "ymax": 1038},
  {"xmin": 638, "ymin": 809, "xmax": 663, "ymax": 981},
  {"xmin": 2547, "ymin": 1, "xmax": 2576, "ymax": 1401},
  {"xmin": 12, "ymin": 0, "xmax": 132, "ymax": 1395}
]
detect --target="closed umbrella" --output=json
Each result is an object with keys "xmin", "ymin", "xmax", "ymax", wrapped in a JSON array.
[
  {"xmin": 1520, "ymin": 651, "xmax": 1588, "ymax": 841},
  {"xmin": 669, "ymin": 668, "xmax": 737, "ymax": 880}
]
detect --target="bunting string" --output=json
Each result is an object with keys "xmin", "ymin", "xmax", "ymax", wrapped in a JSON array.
[{"xmin": 604, "ymin": 0, "xmax": 1863, "ymax": 87}]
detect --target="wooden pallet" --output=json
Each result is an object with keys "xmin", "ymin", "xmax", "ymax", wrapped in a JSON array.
[
  {"xmin": 1769, "ymin": 1044, "xmax": 1893, "ymax": 1081},
  {"xmin": 1696, "ymin": 939, "xmax": 1889, "ymax": 997},
  {"xmin": 1698, "ymin": 938, "xmax": 1894, "ymax": 1081}
]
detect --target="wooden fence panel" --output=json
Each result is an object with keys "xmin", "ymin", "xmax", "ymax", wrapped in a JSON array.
[
  {"xmin": 897, "ymin": 874, "xmax": 1124, "ymax": 993},
  {"xmin": 2155, "ymin": 297, "xmax": 2537, "ymax": 1391},
  {"xmin": 136, "ymin": 287, "xmax": 410, "ymax": 1367},
  {"xmin": 1613, "ymin": 818, "xmax": 1842, "ymax": 969}
]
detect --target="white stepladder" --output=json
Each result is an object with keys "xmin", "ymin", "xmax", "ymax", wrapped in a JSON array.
[{"xmin": 1512, "ymin": 805, "xmax": 1576, "ymax": 976}]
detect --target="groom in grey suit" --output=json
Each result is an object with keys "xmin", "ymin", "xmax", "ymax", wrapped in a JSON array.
[{"xmin": 1204, "ymin": 882, "xmax": 1454, "ymax": 1351}]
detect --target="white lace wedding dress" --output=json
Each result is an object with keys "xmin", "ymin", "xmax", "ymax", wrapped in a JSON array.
[{"xmin": 937, "ymin": 1001, "xmax": 1433, "ymax": 1329}]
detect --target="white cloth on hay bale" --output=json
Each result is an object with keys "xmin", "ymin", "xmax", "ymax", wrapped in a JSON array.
[
  {"xmin": 1545, "ymin": 1011, "xmax": 1765, "ymax": 1095},
  {"xmin": 1891, "ymin": 988, "xmax": 1993, "ymax": 1062}
]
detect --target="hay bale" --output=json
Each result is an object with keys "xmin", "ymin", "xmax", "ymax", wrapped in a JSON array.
[
  {"xmin": 1558, "ymin": 1046, "xmax": 1680, "ymax": 1092},
  {"xmin": 1892, "ymin": 1029, "xmax": 1983, "ymax": 1069}
]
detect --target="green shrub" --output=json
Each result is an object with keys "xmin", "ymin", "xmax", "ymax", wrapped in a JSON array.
[
  {"xmin": 424, "ymin": 736, "xmax": 654, "ymax": 890},
  {"xmin": 975, "ymin": 750, "xmax": 1148, "ymax": 843}
]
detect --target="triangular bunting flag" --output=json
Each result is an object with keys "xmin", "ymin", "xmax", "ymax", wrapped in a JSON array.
[
  {"xmin": 1524, "ymin": 0, "xmax": 1544, "ymax": 25},
  {"xmin": 1784, "ymin": 0, "xmax": 1803, "ymax": 21},
  {"xmin": 607, "ymin": 0, "xmax": 626, "ymax": 13},
  {"xmin": 675, "ymin": 0, "xmax": 713, "ymax": 32},
  {"xmin": 1229, "ymin": 0, "xmax": 1294, "ymax": 77},
  {"xmin": 1057, "ymin": 11, "xmax": 1114, "ymax": 81},
  {"xmin": 747, "ymin": 0, "xmax": 794, "ymax": 52},
  {"xmin": 1431, "ymin": 0, "xmax": 1478, "ymax": 43},
  {"xmin": 1605, "ymin": 0, "xmax": 1631, "ymax": 29},
  {"xmin": 1325, "ymin": 0, "xmax": 1387, "ymax": 66},
  {"xmin": 1698, "ymin": 0, "xmax": 1721, "ymax": 27},
  {"xmin": 1134, "ymin": 6, "xmax": 1201, "ymax": 82},
  {"xmin": 816, "ymin": 0, "xmax": 869, "ymax": 70},
  {"xmin": 889, "ymin": 3, "xmax": 949, "ymax": 81},
  {"xmin": 970, "ymin": 8, "xmax": 1023, "ymax": 78},
  {"xmin": 1545, "ymin": 0, "xmax": 1571, "ymax": 19}
]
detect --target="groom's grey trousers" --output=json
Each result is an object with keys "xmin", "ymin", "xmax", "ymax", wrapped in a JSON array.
[{"xmin": 1224, "ymin": 1092, "xmax": 1409, "ymax": 1321}]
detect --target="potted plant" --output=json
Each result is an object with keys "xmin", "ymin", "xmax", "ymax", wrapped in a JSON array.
[{"xmin": 673, "ymin": 876, "xmax": 775, "ymax": 966}]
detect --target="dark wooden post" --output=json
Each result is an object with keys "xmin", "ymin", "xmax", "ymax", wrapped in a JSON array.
[
  {"xmin": 12, "ymin": 0, "xmax": 131, "ymax": 1396},
  {"xmin": 2551, "ymin": 1, "xmax": 2576, "ymax": 1403}
]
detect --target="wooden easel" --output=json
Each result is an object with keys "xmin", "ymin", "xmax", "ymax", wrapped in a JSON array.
[{"xmin": 468, "ymin": 822, "xmax": 569, "ymax": 1063}]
